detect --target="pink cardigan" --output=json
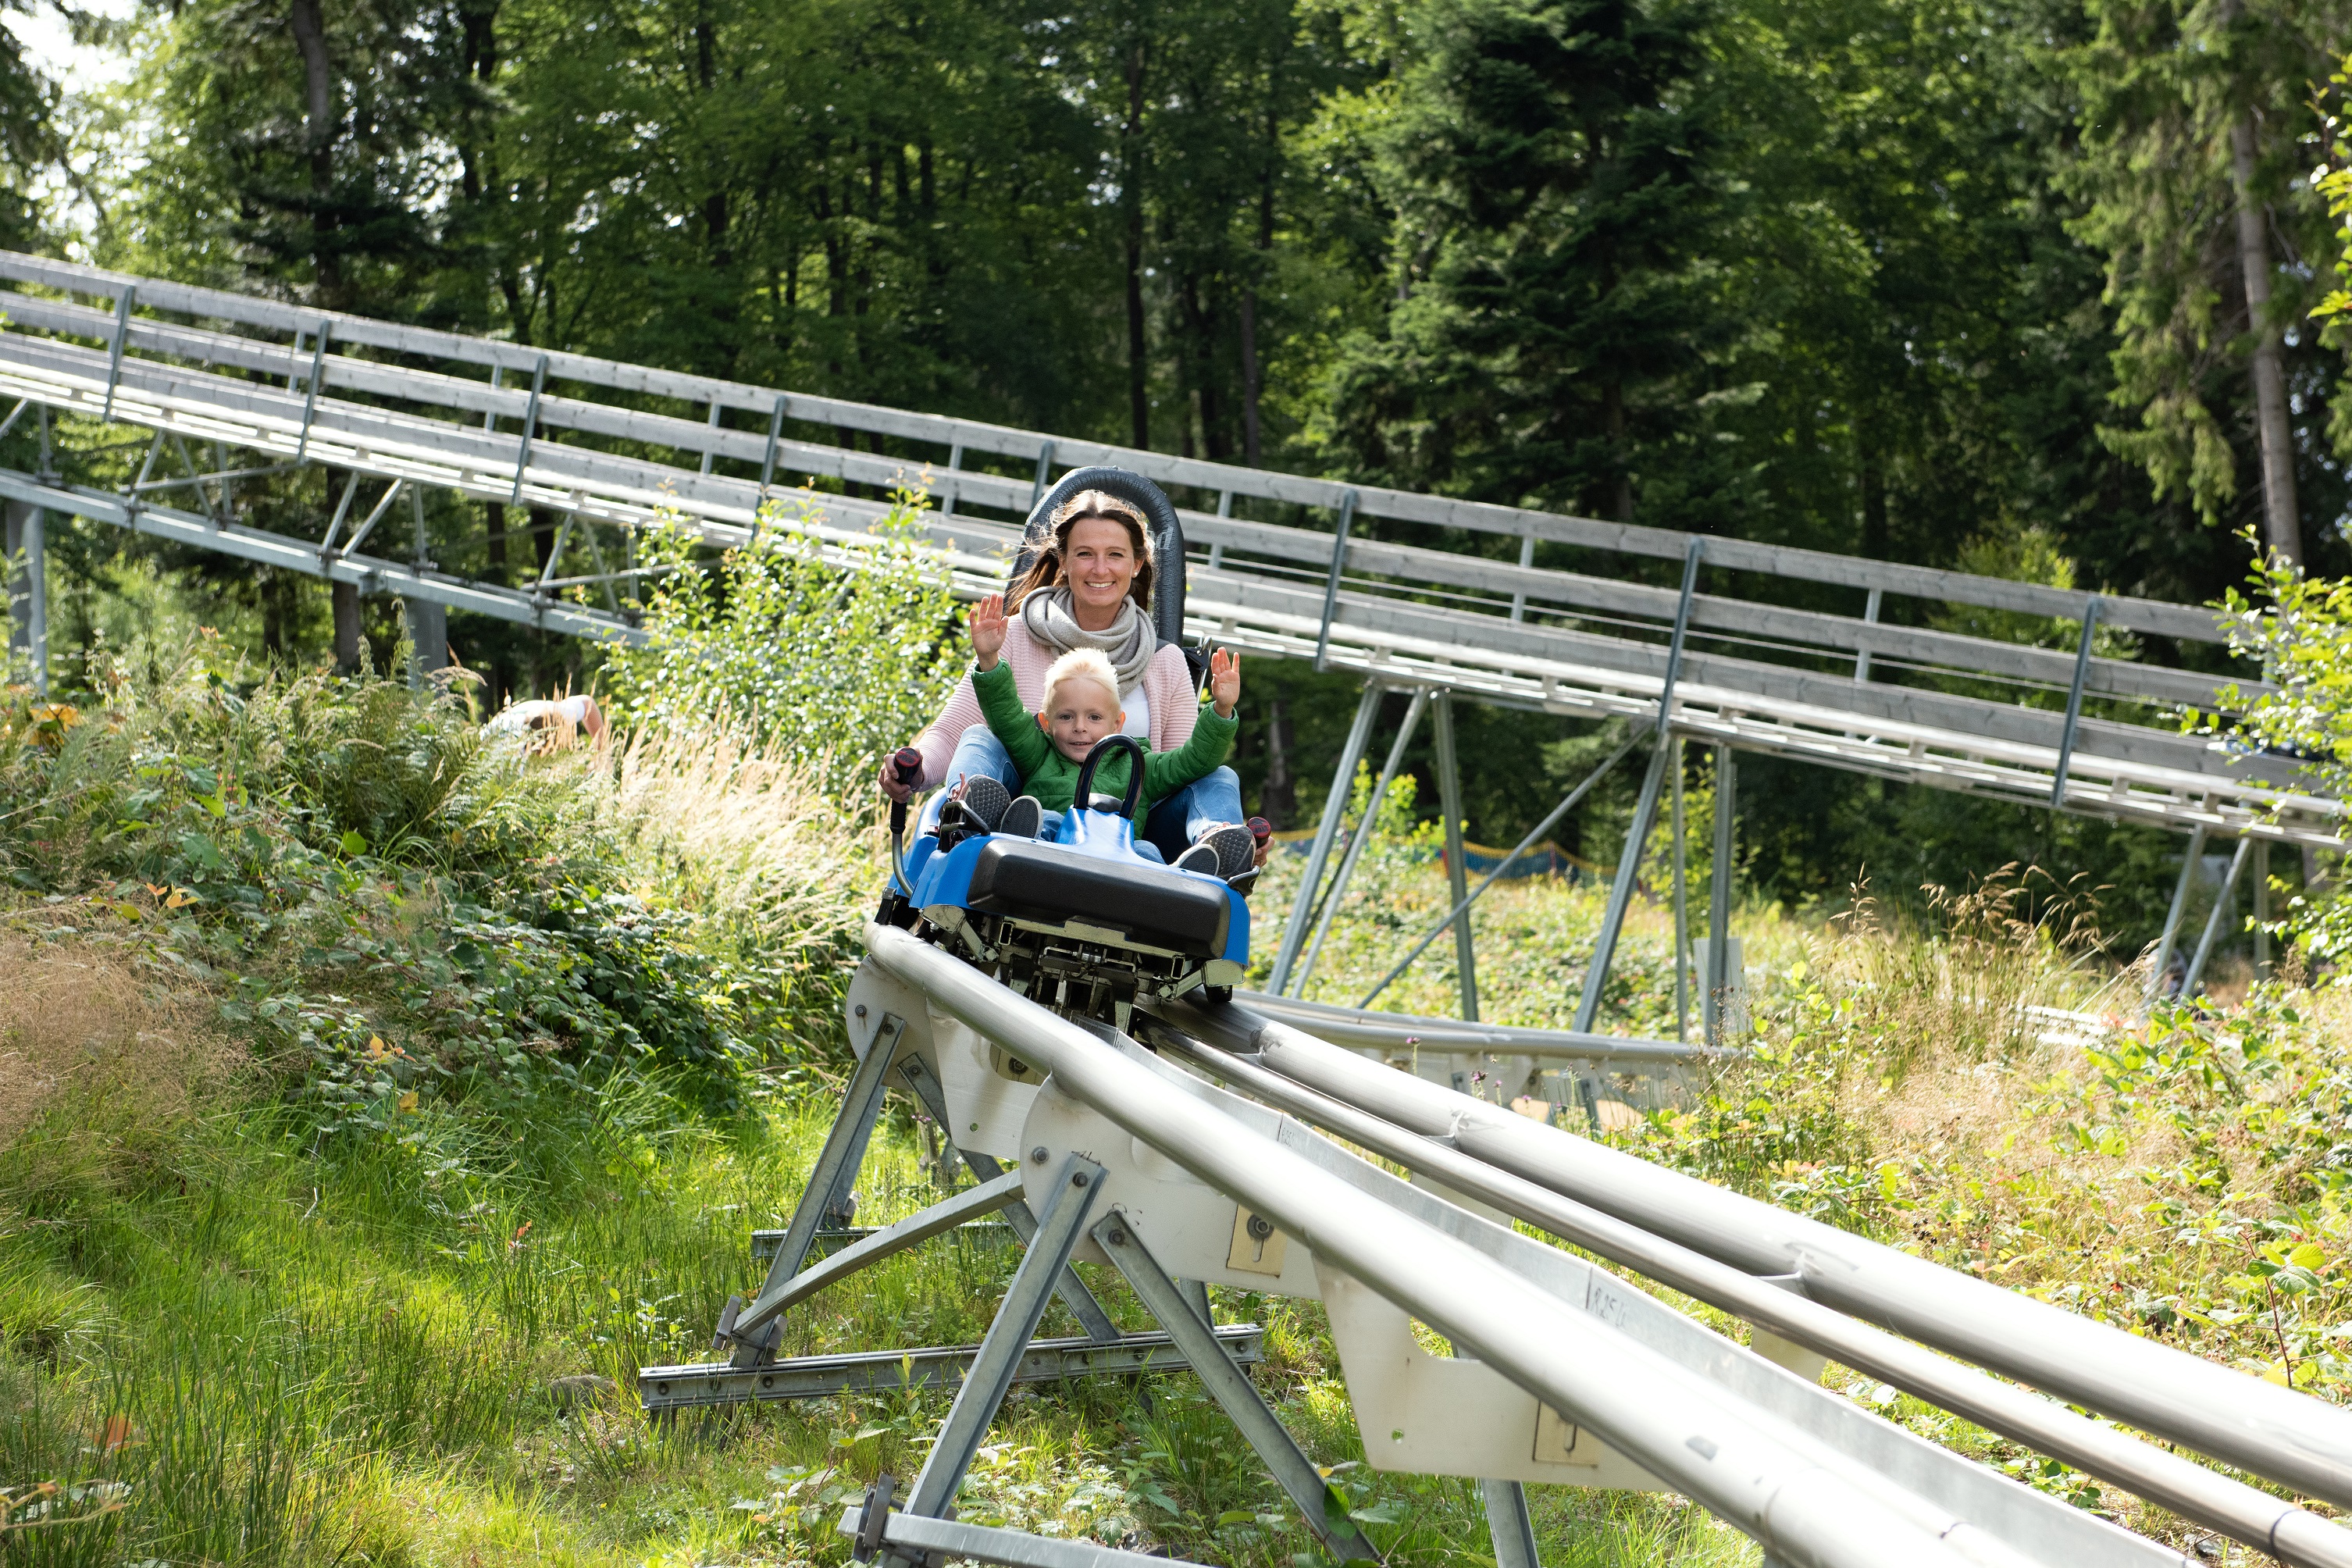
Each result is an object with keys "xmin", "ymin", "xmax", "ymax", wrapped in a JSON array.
[{"xmin": 913, "ymin": 621, "xmax": 1199, "ymax": 790}]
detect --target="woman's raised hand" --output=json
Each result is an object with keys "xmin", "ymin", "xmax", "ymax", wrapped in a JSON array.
[
  {"xmin": 970, "ymin": 592, "xmax": 1008, "ymax": 669},
  {"xmin": 1208, "ymin": 647, "xmax": 1240, "ymax": 717}
]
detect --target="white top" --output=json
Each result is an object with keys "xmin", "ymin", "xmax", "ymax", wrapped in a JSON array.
[{"xmin": 1122, "ymin": 683, "xmax": 1149, "ymax": 739}]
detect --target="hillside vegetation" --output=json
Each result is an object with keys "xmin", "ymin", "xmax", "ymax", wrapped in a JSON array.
[{"xmin": 2, "ymin": 651, "xmax": 2348, "ymax": 1568}]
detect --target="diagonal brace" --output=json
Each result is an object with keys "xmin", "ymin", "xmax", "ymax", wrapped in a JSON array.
[
  {"xmin": 722, "ymin": 1013, "xmax": 903, "ymax": 1364},
  {"xmin": 893, "ymin": 1153, "xmax": 1104, "ymax": 1538},
  {"xmin": 1092, "ymin": 1210, "xmax": 1384, "ymax": 1564},
  {"xmin": 894, "ymin": 1051, "xmax": 1123, "ymax": 1343},
  {"xmin": 733, "ymin": 1169, "xmax": 1026, "ymax": 1339}
]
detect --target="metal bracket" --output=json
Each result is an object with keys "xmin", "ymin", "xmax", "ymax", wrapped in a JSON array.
[
  {"xmin": 721, "ymin": 1012, "xmax": 905, "ymax": 1366},
  {"xmin": 845, "ymin": 1499, "xmax": 1214, "ymax": 1568},
  {"xmin": 1295, "ymin": 687, "xmax": 1431, "ymax": 997},
  {"xmin": 293, "ymin": 320, "xmax": 330, "ymax": 463},
  {"xmin": 509, "ymin": 353, "xmax": 548, "ymax": 504},
  {"xmin": 101, "ymin": 287, "xmax": 135, "ymax": 423},
  {"xmin": 1270, "ymin": 680, "xmax": 1384, "ymax": 996},
  {"xmin": 1360, "ymin": 735, "xmax": 1638, "ymax": 1010},
  {"xmin": 1655, "ymin": 538, "xmax": 1705, "ymax": 736},
  {"xmin": 939, "ymin": 441, "xmax": 964, "ymax": 517},
  {"xmin": 1313, "ymin": 489, "xmax": 1359, "ymax": 672},
  {"xmin": 1028, "ymin": 440, "xmax": 1056, "ymax": 514},
  {"xmin": 889, "ymin": 1153, "xmax": 1105, "ymax": 1545},
  {"xmin": 2049, "ymin": 593, "xmax": 2101, "ymax": 808},
  {"xmin": 893, "ymin": 1051, "xmax": 1123, "ymax": 1342},
  {"xmin": 759, "ymin": 392, "xmax": 789, "ymax": 500},
  {"xmin": 1573, "ymin": 740, "xmax": 1675, "ymax": 1034}
]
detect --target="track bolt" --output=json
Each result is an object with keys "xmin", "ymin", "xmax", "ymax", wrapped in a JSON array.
[{"xmin": 1031, "ymin": 1146, "xmax": 1049, "ymax": 1164}]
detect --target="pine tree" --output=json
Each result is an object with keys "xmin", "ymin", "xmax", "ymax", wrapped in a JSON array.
[{"xmin": 1317, "ymin": 0, "xmax": 1728, "ymax": 523}]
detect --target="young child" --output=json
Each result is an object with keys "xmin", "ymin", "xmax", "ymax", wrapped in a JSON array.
[{"xmin": 965, "ymin": 591, "xmax": 1245, "ymax": 877}]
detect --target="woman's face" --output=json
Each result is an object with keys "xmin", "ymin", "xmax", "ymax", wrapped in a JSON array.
[{"xmin": 1064, "ymin": 517, "xmax": 1139, "ymax": 621}]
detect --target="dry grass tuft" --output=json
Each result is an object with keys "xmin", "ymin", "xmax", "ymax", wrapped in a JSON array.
[
  {"xmin": 0, "ymin": 933, "xmax": 242, "ymax": 1146},
  {"xmin": 603, "ymin": 725, "xmax": 879, "ymax": 944}
]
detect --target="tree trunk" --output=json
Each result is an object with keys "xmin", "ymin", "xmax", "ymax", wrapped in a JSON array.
[
  {"xmin": 2229, "ymin": 114, "xmax": 2302, "ymax": 565},
  {"xmin": 1262, "ymin": 696, "xmax": 1295, "ymax": 829},
  {"xmin": 1603, "ymin": 378, "xmax": 1632, "ymax": 521},
  {"xmin": 1123, "ymin": 42, "xmax": 1149, "ymax": 451},
  {"xmin": 1241, "ymin": 98, "xmax": 1276, "ymax": 469},
  {"xmin": 287, "ymin": 0, "xmax": 339, "ymax": 298},
  {"xmin": 486, "ymin": 501, "xmax": 508, "ymax": 577},
  {"xmin": 332, "ymin": 580, "xmax": 362, "ymax": 672}
]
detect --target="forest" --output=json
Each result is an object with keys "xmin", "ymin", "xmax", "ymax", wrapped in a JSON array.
[{"xmin": 2, "ymin": 0, "xmax": 2349, "ymax": 917}]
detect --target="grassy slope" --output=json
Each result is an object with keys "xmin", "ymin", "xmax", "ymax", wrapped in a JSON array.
[{"xmin": 6, "ymin": 662, "xmax": 2349, "ymax": 1566}]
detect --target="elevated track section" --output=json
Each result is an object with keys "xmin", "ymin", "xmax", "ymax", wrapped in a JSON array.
[{"xmin": 0, "ymin": 250, "xmax": 2333, "ymax": 854}]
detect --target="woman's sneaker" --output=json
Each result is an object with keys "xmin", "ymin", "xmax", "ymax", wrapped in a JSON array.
[
  {"xmin": 1192, "ymin": 824, "xmax": 1256, "ymax": 880},
  {"xmin": 1000, "ymin": 795, "xmax": 1046, "ymax": 840},
  {"xmin": 1172, "ymin": 843, "xmax": 1223, "ymax": 876}
]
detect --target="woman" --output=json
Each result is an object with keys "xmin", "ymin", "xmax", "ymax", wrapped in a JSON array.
[{"xmin": 878, "ymin": 489, "xmax": 1261, "ymax": 880}]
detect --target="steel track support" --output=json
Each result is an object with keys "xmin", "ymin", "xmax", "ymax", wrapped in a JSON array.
[
  {"xmin": 717, "ymin": 1013, "xmax": 904, "ymax": 1366},
  {"xmin": 1092, "ymin": 1211, "xmax": 1383, "ymax": 1563},
  {"xmin": 1028, "ymin": 440, "xmax": 1055, "ymax": 514},
  {"xmin": 1705, "ymin": 744, "xmax": 1737, "ymax": 1044},
  {"xmin": 1295, "ymin": 686, "xmax": 1430, "ymax": 996},
  {"xmin": 1356, "ymin": 735, "xmax": 1638, "ymax": 1009},
  {"xmin": 886, "ymin": 1153, "xmax": 1104, "ymax": 1549},
  {"xmin": 1572, "ymin": 740, "xmax": 1672, "ymax": 1035},
  {"xmin": 892, "ymin": 1050, "xmax": 1122, "ymax": 1342},
  {"xmin": 1480, "ymin": 1478, "xmax": 1542, "ymax": 1568},
  {"xmin": 1270, "ymin": 682, "xmax": 1384, "ymax": 996},
  {"xmin": 1431, "ymin": 690, "xmax": 1479, "ymax": 1021},
  {"xmin": 2146, "ymin": 823, "xmax": 2208, "ymax": 1002},
  {"xmin": 2182, "ymin": 836, "xmax": 2254, "ymax": 999}
]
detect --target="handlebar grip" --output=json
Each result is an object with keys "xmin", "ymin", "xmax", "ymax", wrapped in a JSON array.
[{"xmin": 889, "ymin": 747, "xmax": 922, "ymax": 839}]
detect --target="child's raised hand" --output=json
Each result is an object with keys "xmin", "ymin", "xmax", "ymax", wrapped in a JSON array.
[
  {"xmin": 970, "ymin": 593, "xmax": 1008, "ymax": 668},
  {"xmin": 1208, "ymin": 647, "xmax": 1240, "ymax": 717}
]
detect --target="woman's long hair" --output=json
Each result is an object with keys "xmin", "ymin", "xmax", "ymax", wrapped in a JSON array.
[{"xmin": 1005, "ymin": 490, "xmax": 1156, "ymax": 615}]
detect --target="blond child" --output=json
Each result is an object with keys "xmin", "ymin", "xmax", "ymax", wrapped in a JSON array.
[{"xmin": 966, "ymin": 591, "xmax": 1246, "ymax": 876}]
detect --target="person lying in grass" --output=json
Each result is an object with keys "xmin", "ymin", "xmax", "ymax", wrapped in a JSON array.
[{"xmin": 960, "ymin": 590, "xmax": 1249, "ymax": 879}]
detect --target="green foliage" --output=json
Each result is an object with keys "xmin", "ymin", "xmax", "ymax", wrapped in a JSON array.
[
  {"xmin": 1314, "ymin": 0, "xmax": 1727, "ymax": 520},
  {"xmin": 0, "ymin": 635, "xmax": 871, "ymax": 1128},
  {"xmin": 2063, "ymin": 0, "xmax": 2337, "ymax": 527},
  {"xmin": 2195, "ymin": 540, "xmax": 2352, "ymax": 964},
  {"xmin": 600, "ymin": 492, "xmax": 965, "ymax": 807}
]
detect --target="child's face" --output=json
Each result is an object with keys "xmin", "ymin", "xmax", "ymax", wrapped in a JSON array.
[{"xmin": 1042, "ymin": 677, "xmax": 1124, "ymax": 763}]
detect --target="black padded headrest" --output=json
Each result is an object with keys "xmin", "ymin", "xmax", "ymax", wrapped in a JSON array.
[{"xmin": 1012, "ymin": 466, "xmax": 1188, "ymax": 654}]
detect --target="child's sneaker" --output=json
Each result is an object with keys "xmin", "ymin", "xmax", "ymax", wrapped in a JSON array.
[
  {"xmin": 1172, "ymin": 843, "xmax": 1223, "ymax": 876},
  {"xmin": 1190, "ymin": 824, "xmax": 1256, "ymax": 880},
  {"xmin": 1000, "ymin": 795, "xmax": 1046, "ymax": 840}
]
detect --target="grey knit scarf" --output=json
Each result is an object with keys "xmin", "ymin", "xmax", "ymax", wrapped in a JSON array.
[{"xmin": 1020, "ymin": 587, "xmax": 1158, "ymax": 690}]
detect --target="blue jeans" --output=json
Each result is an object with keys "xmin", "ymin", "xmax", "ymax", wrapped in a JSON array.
[{"xmin": 920, "ymin": 725, "xmax": 1244, "ymax": 861}]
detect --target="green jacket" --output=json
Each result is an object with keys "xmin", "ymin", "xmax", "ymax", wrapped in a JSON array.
[{"xmin": 972, "ymin": 660, "xmax": 1236, "ymax": 816}]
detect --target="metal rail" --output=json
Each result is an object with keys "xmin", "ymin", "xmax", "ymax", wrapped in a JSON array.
[
  {"xmin": 1146, "ymin": 1016, "xmax": 2352, "ymax": 1568},
  {"xmin": 867, "ymin": 923, "xmax": 2201, "ymax": 1568},
  {"xmin": 1160, "ymin": 992, "xmax": 2352, "ymax": 1510}
]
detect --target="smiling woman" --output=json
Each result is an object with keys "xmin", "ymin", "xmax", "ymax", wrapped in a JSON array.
[{"xmin": 879, "ymin": 489, "xmax": 1256, "ymax": 874}]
